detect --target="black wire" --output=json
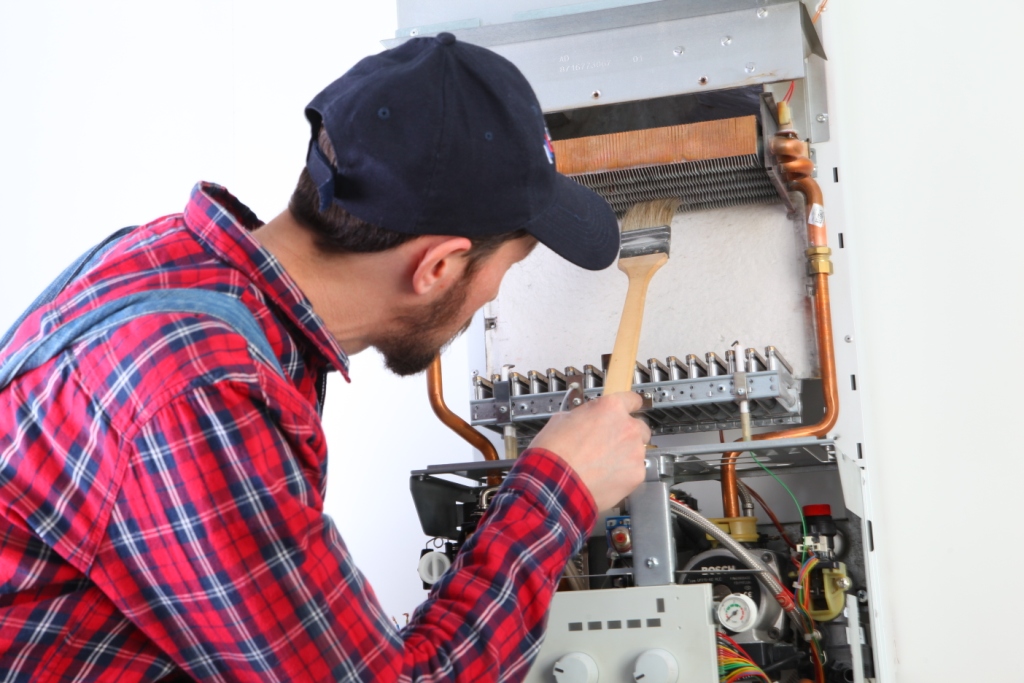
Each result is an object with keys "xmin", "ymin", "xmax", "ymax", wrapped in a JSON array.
[{"xmin": 762, "ymin": 652, "xmax": 804, "ymax": 674}]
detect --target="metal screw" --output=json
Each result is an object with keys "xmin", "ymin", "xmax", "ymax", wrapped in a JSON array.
[
  {"xmin": 745, "ymin": 62, "xmax": 756, "ymax": 74},
  {"xmin": 673, "ymin": 46, "xmax": 685, "ymax": 56},
  {"xmin": 762, "ymin": 552, "xmax": 773, "ymax": 563},
  {"xmin": 572, "ymin": 398, "xmax": 583, "ymax": 406},
  {"xmin": 767, "ymin": 627, "xmax": 782, "ymax": 640},
  {"xmin": 643, "ymin": 392, "xmax": 653, "ymax": 400},
  {"xmin": 857, "ymin": 589, "xmax": 868, "ymax": 603},
  {"xmin": 591, "ymin": 90, "xmax": 601, "ymax": 99},
  {"xmin": 836, "ymin": 576, "xmax": 853, "ymax": 591},
  {"xmin": 645, "ymin": 557, "xmax": 659, "ymax": 568},
  {"xmin": 737, "ymin": 388, "xmax": 746, "ymax": 395},
  {"xmin": 817, "ymin": 113, "xmax": 829, "ymax": 122},
  {"xmin": 757, "ymin": 8, "xmax": 768, "ymax": 18},
  {"xmin": 844, "ymin": 335, "xmax": 853, "ymax": 343},
  {"xmin": 498, "ymin": 406, "xmax": 508, "ymax": 413},
  {"xmin": 721, "ymin": 36, "xmax": 732, "ymax": 46},
  {"xmin": 698, "ymin": 76, "xmax": 708, "ymax": 85},
  {"xmin": 568, "ymin": 382, "xmax": 580, "ymax": 390},
  {"xmin": 409, "ymin": 28, "xmax": 419, "ymax": 36}
]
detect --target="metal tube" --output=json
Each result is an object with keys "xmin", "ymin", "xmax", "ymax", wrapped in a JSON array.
[
  {"xmin": 722, "ymin": 273, "xmax": 838, "ymax": 516},
  {"xmin": 721, "ymin": 123, "xmax": 839, "ymax": 517},
  {"xmin": 427, "ymin": 356, "xmax": 499, "ymax": 463}
]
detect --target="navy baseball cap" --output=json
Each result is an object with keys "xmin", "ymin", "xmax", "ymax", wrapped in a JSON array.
[{"xmin": 304, "ymin": 33, "xmax": 619, "ymax": 271}]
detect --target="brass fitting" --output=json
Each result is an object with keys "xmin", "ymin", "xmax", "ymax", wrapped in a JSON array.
[{"xmin": 806, "ymin": 246, "xmax": 834, "ymax": 275}]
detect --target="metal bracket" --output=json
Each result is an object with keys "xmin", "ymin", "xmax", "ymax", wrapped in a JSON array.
[
  {"xmin": 733, "ymin": 371, "xmax": 750, "ymax": 403},
  {"xmin": 627, "ymin": 454, "xmax": 677, "ymax": 586},
  {"xmin": 562, "ymin": 373, "xmax": 586, "ymax": 411},
  {"xmin": 388, "ymin": 0, "xmax": 827, "ymax": 116},
  {"xmin": 492, "ymin": 379, "xmax": 513, "ymax": 425}
]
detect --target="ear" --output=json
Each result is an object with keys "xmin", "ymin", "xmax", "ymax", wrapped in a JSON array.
[{"xmin": 409, "ymin": 236, "xmax": 473, "ymax": 296}]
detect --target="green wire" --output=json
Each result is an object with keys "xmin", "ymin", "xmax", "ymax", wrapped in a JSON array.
[{"xmin": 747, "ymin": 450, "xmax": 808, "ymax": 542}]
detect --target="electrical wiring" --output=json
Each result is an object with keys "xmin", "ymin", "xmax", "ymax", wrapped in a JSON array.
[
  {"xmin": 780, "ymin": 0, "xmax": 828, "ymax": 103},
  {"xmin": 781, "ymin": 79, "xmax": 796, "ymax": 104},
  {"xmin": 737, "ymin": 480, "xmax": 798, "ymax": 551},
  {"xmin": 717, "ymin": 632, "xmax": 771, "ymax": 683},
  {"xmin": 720, "ymin": 443, "xmax": 824, "ymax": 681},
  {"xmin": 812, "ymin": 0, "xmax": 829, "ymax": 23},
  {"xmin": 795, "ymin": 554, "xmax": 827, "ymax": 683},
  {"xmin": 747, "ymin": 451, "xmax": 807, "ymax": 540},
  {"xmin": 797, "ymin": 555, "xmax": 821, "ymax": 612}
]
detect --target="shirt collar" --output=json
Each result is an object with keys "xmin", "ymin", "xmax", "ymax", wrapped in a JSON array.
[{"xmin": 182, "ymin": 181, "xmax": 350, "ymax": 381}]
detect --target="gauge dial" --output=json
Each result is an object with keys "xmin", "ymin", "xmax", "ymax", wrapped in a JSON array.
[{"xmin": 717, "ymin": 592, "xmax": 758, "ymax": 633}]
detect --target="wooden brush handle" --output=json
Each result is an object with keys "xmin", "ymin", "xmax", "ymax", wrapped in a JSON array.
[{"xmin": 604, "ymin": 252, "xmax": 669, "ymax": 394}]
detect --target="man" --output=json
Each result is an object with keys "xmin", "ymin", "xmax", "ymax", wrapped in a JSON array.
[{"xmin": 0, "ymin": 34, "xmax": 649, "ymax": 681}]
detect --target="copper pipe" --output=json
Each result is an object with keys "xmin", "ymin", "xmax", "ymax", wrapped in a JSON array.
[
  {"xmin": 720, "ymin": 125, "xmax": 839, "ymax": 517},
  {"xmin": 426, "ymin": 356, "xmax": 499, "ymax": 462},
  {"xmin": 721, "ymin": 273, "xmax": 839, "ymax": 515}
]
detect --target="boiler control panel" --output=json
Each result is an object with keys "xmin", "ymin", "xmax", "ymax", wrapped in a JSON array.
[{"xmin": 525, "ymin": 584, "xmax": 717, "ymax": 683}]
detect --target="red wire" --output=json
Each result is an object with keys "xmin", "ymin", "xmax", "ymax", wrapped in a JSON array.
[
  {"xmin": 781, "ymin": 1, "xmax": 826, "ymax": 107},
  {"xmin": 810, "ymin": 643, "xmax": 825, "ymax": 683},
  {"xmin": 717, "ymin": 633, "xmax": 760, "ymax": 663},
  {"xmin": 812, "ymin": 0, "xmax": 829, "ymax": 23},
  {"xmin": 741, "ymin": 481, "xmax": 798, "ymax": 551},
  {"xmin": 782, "ymin": 80, "xmax": 795, "ymax": 103}
]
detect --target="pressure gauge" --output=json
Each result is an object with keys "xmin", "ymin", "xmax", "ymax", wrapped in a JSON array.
[{"xmin": 717, "ymin": 593, "xmax": 759, "ymax": 633}]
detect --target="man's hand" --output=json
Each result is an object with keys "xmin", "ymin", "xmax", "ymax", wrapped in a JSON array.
[{"xmin": 530, "ymin": 392, "xmax": 651, "ymax": 510}]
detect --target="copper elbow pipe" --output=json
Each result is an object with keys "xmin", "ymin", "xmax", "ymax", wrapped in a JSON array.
[
  {"xmin": 426, "ymin": 356, "xmax": 499, "ymax": 462},
  {"xmin": 721, "ymin": 133, "xmax": 840, "ymax": 517},
  {"xmin": 771, "ymin": 136, "xmax": 827, "ymax": 246}
]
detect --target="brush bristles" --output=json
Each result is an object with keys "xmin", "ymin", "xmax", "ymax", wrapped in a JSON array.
[{"xmin": 621, "ymin": 197, "xmax": 682, "ymax": 232}]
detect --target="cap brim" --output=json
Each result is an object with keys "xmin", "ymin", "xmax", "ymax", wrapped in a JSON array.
[{"xmin": 522, "ymin": 174, "xmax": 620, "ymax": 271}]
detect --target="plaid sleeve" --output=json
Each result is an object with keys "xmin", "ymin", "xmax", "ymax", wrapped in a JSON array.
[
  {"xmin": 406, "ymin": 447, "xmax": 597, "ymax": 681},
  {"xmin": 88, "ymin": 378, "xmax": 596, "ymax": 682}
]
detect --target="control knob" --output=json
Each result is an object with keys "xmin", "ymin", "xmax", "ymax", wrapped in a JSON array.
[
  {"xmin": 417, "ymin": 551, "xmax": 451, "ymax": 586},
  {"xmin": 633, "ymin": 648, "xmax": 678, "ymax": 683},
  {"xmin": 552, "ymin": 651, "xmax": 599, "ymax": 683}
]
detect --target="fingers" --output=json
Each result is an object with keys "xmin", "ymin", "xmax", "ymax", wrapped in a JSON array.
[
  {"xmin": 639, "ymin": 419, "xmax": 652, "ymax": 444},
  {"xmin": 602, "ymin": 393, "xmax": 650, "ymax": 442},
  {"xmin": 604, "ymin": 390, "xmax": 643, "ymax": 413}
]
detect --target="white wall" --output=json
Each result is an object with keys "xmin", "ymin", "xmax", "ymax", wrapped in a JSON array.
[
  {"xmin": 0, "ymin": 0, "xmax": 473, "ymax": 625},
  {"xmin": 826, "ymin": 1, "xmax": 1024, "ymax": 681}
]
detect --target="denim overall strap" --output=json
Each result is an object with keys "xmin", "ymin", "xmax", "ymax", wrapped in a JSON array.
[
  {"xmin": 0, "ymin": 289, "xmax": 285, "ymax": 392},
  {"xmin": 0, "ymin": 226, "xmax": 136, "ymax": 352}
]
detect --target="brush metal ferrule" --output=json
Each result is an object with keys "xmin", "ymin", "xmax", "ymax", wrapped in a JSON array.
[{"xmin": 619, "ymin": 225, "xmax": 671, "ymax": 259}]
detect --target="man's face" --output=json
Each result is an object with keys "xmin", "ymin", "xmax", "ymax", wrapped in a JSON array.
[{"xmin": 373, "ymin": 236, "xmax": 535, "ymax": 376}]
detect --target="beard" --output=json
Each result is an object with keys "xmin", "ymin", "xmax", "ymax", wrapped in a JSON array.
[{"xmin": 371, "ymin": 273, "xmax": 474, "ymax": 376}]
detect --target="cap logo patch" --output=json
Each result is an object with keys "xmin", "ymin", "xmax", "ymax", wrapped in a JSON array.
[{"xmin": 543, "ymin": 127, "xmax": 555, "ymax": 165}]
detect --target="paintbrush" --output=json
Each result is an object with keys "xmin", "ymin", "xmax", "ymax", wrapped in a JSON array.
[{"xmin": 603, "ymin": 198, "xmax": 680, "ymax": 394}]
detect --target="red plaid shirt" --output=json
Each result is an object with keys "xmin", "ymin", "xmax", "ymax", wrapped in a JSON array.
[{"xmin": 0, "ymin": 182, "xmax": 595, "ymax": 681}]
